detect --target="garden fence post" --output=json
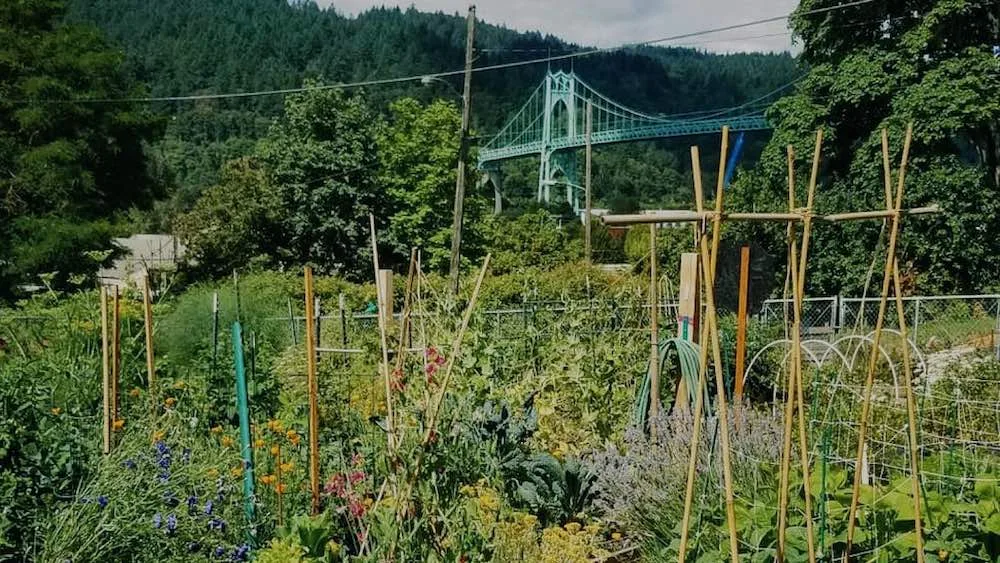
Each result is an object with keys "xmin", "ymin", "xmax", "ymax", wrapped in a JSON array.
[
  {"xmin": 339, "ymin": 293, "xmax": 348, "ymax": 363},
  {"xmin": 112, "ymin": 286, "xmax": 121, "ymax": 427},
  {"xmin": 314, "ymin": 296, "xmax": 322, "ymax": 351},
  {"xmin": 100, "ymin": 286, "xmax": 110, "ymax": 455},
  {"xmin": 143, "ymin": 274, "xmax": 156, "ymax": 410},
  {"xmin": 212, "ymin": 291, "xmax": 219, "ymax": 374},
  {"xmin": 287, "ymin": 297, "xmax": 297, "ymax": 346},
  {"xmin": 303, "ymin": 267, "xmax": 321, "ymax": 515},
  {"xmin": 913, "ymin": 297, "xmax": 921, "ymax": 346},
  {"xmin": 231, "ymin": 321, "xmax": 257, "ymax": 544}
]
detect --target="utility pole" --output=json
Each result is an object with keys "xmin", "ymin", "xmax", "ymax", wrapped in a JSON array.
[
  {"xmin": 449, "ymin": 5, "xmax": 476, "ymax": 295},
  {"xmin": 584, "ymin": 101, "xmax": 593, "ymax": 263}
]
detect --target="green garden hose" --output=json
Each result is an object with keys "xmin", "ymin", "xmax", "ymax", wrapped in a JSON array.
[{"xmin": 633, "ymin": 337, "xmax": 704, "ymax": 429}]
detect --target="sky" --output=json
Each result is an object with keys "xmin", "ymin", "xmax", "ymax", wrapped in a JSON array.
[{"xmin": 319, "ymin": 0, "xmax": 801, "ymax": 54}]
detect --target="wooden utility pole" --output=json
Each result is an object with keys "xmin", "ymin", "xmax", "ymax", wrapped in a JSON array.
[
  {"xmin": 584, "ymin": 101, "xmax": 593, "ymax": 263},
  {"xmin": 448, "ymin": 5, "xmax": 476, "ymax": 295}
]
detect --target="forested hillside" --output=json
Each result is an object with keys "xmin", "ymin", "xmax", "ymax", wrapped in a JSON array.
[{"xmin": 66, "ymin": 0, "xmax": 799, "ymax": 210}]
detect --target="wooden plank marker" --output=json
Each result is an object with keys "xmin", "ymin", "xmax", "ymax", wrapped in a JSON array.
[
  {"xmin": 112, "ymin": 286, "xmax": 121, "ymax": 425},
  {"xmin": 303, "ymin": 266, "xmax": 320, "ymax": 515},
  {"xmin": 648, "ymin": 223, "xmax": 660, "ymax": 425}
]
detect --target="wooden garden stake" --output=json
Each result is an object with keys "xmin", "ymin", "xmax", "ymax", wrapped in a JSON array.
[
  {"xmin": 303, "ymin": 266, "xmax": 321, "ymax": 515},
  {"xmin": 112, "ymin": 286, "xmax": 121, "ymax": 424},
  {"xmin": 275, "ymin": 442, "xmax": 284, "ymax": 528},
  {"xmin": 369, "ymin": 215, "xmax": 396, "ymax": 457},
  {"xmin": 845, "ymin": 124, "xmax": 913, "ymax": 558},
  {"xmin": 734, "ymin": 245, "xmax": 750, "ymax": 411},
  {"xmin": 648, "ymin": 223, "xmax": 660, "ymax": 425},
  {"xmin": 100, "ymin": 286, "xmax": 110, "ymax": 455},
  {"xmin": 143, "ymin": 274, "xmax": 156, "ymax": 409}
]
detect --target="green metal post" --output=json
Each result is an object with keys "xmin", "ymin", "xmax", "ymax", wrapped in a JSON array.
[{"xmin": 231, "ymin": 321, "xmax": 256, "ymax": 544}]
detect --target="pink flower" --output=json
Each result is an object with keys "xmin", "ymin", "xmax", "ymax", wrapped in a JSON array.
[
  {"xmin": 348, "ymin": 498, "xmax": 366, "ymax": 518},
  {"xmin": 425, "ymin": 362, "xmax": 439, "ymax": 384},
  {"xmin": 349, "ymin": 471, "xmax": 365, "ymax": 485},
  {"xmin": 324, "ymin": 473, "xmax": 346, "ymax": 497},
  {"xmin": 351, "ymin": 452, "xmax": 364, "ymax": 467}
]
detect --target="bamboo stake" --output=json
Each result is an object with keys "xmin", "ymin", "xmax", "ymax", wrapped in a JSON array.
[
  {"xmin": 704, "ymin": 127, "xmax": 740, "ymax": 563},
  {"xmin": 678, "ymin": 147, "xmax": 712, "ymax": 563},
  {"xmin": 143, "ymin": 274, "xmax": 156, "ymax": 410},
  {"xmin": 648, "ymin": 223, "xmax": 660, "ymax": 425},
  {"xmin": 423, "ymin": 255, "xmax": 491, "ymax": 444},
  {"xmin": 844, "ymin": 124, "xmax": 913, "ymax": 558},
  {"xmin": 776, "ymin": 146, "xmax": 798, "ymax": 561},
  {"xmin": 793, "ymin": 131, "xmax": 822, "ymax": 563},
  {"xmin": 392, "ymin": 250, "xmax": 419, "ymax": 391},
  {"xmin": 893, "ymin": 258, "xmax": 925, "ymax": 562},
  {"xmin": 734, "ymin": 246, "xmax": 750, "ymax": 411},
  {"xmin": 303, "ymin": 266, "xmax": 320, "ymax": 515},
  {"xmin": 369, "ymin": 215, "xmax": 396, "ymax": 458},
  {"xmin": 112, "ymin": 286, "xmax": 120, "ymax": 425},
  {"xmin": 100, "ymin": 286, "xmax": 110, "ymax": 455},
  {"xmin": 678, "ymin": 128, "xmax": 740, "ymax": 563}
]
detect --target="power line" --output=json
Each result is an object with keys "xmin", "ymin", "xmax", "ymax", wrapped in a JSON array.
[{"xmin": 4, "ymin": 0, "xmax": 878, "ymax": 105}]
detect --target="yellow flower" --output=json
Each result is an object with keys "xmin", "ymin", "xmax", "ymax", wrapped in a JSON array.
[
  {"xmin": 267, "ymin": 419, "xmax": 284, "ymax": 433},
  {"xmin": 363, "ymin": 497, "xmax": 373, "ymax": 508},
  {"xmin": 260, "ymin": 474, "xmax": 275, "ymax": 485},
  {"xmin": 285, "ymin": 429, "xmax": 298, "ymax": 442},
  {"xmin": 279, "ymin": 462, "xmax": 294, "ymax": 473},
  {"xmin": 152, "ymin": 430, "xmax": 165, "ymax": 443},
  {"xmin": 221, "ymin": 436, "xmax": 235, "ymax": 448},
  {"xmin": 207, "ymin": 468, "xmax": 219, "ymax": 478},
  {"xmin": 164, "ymin": 397, "xmax": 177, "ymax": 408},
  {"xmin": 51, "ymin": 407, "xmax": 62, "ymax": 416},
  {"xmin": 288, "ymin": 433, "xmax": 301, "ymax": 446},
  {"xmin": 211, "ymin": 425, "xmax": 223, "ymax": 434},
  {"xmin": 254, "ymin": 439, "xmax": 265, "ymax": 449},
  {"xmin": 230, "ymin": 465, "xmax": 243, "ymax": 477},
  {"xmin": 129, "ymin": 388, "xmax": 141, "ymax": 398},
  {"xmin": 113, "ymin": 419, "xmax": 125, "ymax": 431},
  {"xmin": 270, "ymin": 445, "xmax": 280, "ymax": 457},
  {"xmin": 611, "ymin": 532, "xmax": 623, "ymax": 541},
  {"xmin": 564, "ymin": 522, "xmax": 582, "ymax": 534}
]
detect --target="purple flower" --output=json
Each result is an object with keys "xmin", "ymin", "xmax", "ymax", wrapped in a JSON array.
[
  {"xmin": 97, "ymin": 495, "xmax": 108, "ymax": 509},
  {"xmin": 231, "ymin": 544, "xmax": 250, "ymax": 561},
  {"xmin": 208, "ymin": 517, "xmax": 226, "ymax": 532},
  {"xmin": 203, "ymin": 500, "xmax": 214, "ymax": 515},
  {"xmin": 123, "ymin": 459, "xmax": 137, "ymax": 470},
  {"xmin": 213, "ymin": 546, "xmax": 226, "ymax": 558},
  {"xmin": 152, "ymin": 513, "xmax": 162, "ymax": 529},
  {"xmin": 186, "ymin": 495, "xmax": 198, "ymax": 511},
  {"xmin": 166, "ymin": 514, "xmax": 177, "ymax": 534},
  {"xmin": 158, "ymin": 455, "xmax": 171, "ymax": 470},
  {"xmin": 155, "ymin": 442, "xmax": 170, "ymax": 456},
  {"xmin": 158, "ymin": 471, "xmax": 170, "ymax": 483}
]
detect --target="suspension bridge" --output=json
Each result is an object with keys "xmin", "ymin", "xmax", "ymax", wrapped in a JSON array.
[{"xmin": 477, "ymin": 70, "xmax": 775, "ymax": 212}]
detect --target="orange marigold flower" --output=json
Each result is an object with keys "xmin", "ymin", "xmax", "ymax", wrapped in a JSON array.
[
  {"xmin": 275, "ymin": 483, "xmax": 287, "ymax": 494},
  {"xmin": 270, "ymin": 445, "xmax": 280, "ymax": 457},
  {"xmin": 288, "ymin": 434, "xmax": 301, "ymax": 446},
  {"xmin": 230, "ymin": 465, "xmax": 242, "ymax": 477},
  {"xmin": 285, "ymin": 429, "xmax": 298, "ymax": 442},
  {"xmin": 113, "ymin": 419, "xmax": 125, "ymax": 431},
  {"xmin": 280, "ymin": 462, "xmax": 294, "ymax": 473},
  {"xmin": 260, "ymin": 474, "xmax": 275, "ymax": 485},
  {"xmin": 152, "ymin": 430, "xmax": 165, "ymax": 443},
  {"xmin": 254, "ymin": 439, "xmax": 265, "ymax": 449},
  {"xmin": 164, "ymin": 397, "xmax": 177, "ymax": 408},
  {"xmin": 221, "ymin": 436, "xmax": 235, "ymax": 448}
]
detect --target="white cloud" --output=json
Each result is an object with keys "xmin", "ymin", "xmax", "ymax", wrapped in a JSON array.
[{"xmin": 319, "ymin": 0, "xmax": 799, "ymax": 53}]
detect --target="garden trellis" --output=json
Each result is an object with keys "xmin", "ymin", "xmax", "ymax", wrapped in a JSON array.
[{"xmin": 599, "ymin": 123, "xmax": 941, "ymax": 562}]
